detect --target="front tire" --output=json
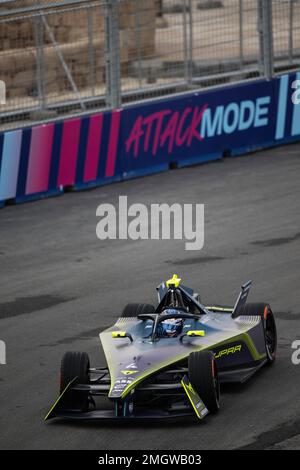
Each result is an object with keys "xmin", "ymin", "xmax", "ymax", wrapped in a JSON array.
[
  {"xmin": 60, "ymin": 351, "xmax": 90, "ymax": 410},
  {"xmin": 188, "ymin": 350, "xmax": 220, "ymax": 413}
]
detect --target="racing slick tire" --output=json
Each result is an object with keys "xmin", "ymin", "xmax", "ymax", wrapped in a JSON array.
[
  {"xmin": 240, "ymin": 302, "xmax": 277, "ymax": 365},
  {"xmin": 60, "ymin": 351, "xmax": 90, "ymax": 410},
  {"xmin": 121, "ymin": 303, "xmax": 155, "ymax": 318},
  {"xmin": 188, "ymin": 350, "xmax": 220, "ymax": 414}
]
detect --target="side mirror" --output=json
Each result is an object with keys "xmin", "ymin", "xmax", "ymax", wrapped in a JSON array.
[
  {"xmin": 111, "ymin": 331, "xmax": 133, "ymax": 343},
  {"xmin": 180, "ymin": 330, "xmax": 205, "ymax": 342}
]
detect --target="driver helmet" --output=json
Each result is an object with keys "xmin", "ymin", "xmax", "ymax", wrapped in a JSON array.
[{"xmin": 158, "ymin": 315, "xmax": 183, "ymax": 338}]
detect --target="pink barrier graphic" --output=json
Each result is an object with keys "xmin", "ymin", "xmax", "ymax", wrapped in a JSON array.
[
  {"xmin": 26, "ymin": 124, "xmax": 54, "ymax": 195},
  {"xmin": 57, "ymin": 118, "xmax": 81, "ymax": 187}
]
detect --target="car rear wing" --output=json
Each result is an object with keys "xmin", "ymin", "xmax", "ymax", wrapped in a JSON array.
[{"xmin": 231, "ymin": 280, "xmax": 252, "ymax": 318}]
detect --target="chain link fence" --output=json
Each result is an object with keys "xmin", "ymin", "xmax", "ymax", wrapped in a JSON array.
[
  {"xmin": 119, "ymin": 0, "xmax": 263, "ymax": 100},
  {"xmin": 272, "ymin": 0, "xmax": 300, "ymax": 71},
  {"xmin": 0, "ymin": 0, "xmax": 299, "ymax": 130},
  {"xmin": 0, "ymin": 0, "xmax": 108, "ymax": 127}
]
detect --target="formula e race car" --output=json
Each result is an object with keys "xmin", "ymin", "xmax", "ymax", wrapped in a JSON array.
[{"xmin": 45, "ymin": 275, "xmax": 277, "ymax": 422}]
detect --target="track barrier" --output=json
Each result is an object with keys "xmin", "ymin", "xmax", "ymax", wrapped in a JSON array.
[{"xmin": 0, "ymin": 72, "xmax": 299, "ymax": 207}]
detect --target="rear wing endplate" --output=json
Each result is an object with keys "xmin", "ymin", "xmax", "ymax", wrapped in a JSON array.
[{"xmin": 231, "ymin": 280, "xmax": 252, "ymax": 318}]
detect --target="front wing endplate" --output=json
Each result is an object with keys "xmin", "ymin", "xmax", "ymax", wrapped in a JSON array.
[{"xmin": 181, "ymin": 375, "xmax": 209, "ymax": 420}]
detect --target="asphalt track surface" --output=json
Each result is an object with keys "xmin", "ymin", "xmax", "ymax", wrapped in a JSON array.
[{"xmin": 0, "ymin": 143, "xmax": 300, "ymax": 450}]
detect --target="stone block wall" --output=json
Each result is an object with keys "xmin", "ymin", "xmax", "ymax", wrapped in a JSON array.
[{"xmin": 0, "ymin": 0, "xmax": 157, "ymax": 103}]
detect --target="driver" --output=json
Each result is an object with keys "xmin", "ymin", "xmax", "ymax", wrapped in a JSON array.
[{"xmin": 157, "ymin": 308, "xmax": 184, "ymax": 338}]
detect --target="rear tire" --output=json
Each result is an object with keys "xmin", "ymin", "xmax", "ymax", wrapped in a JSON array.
[
  {"xmin": 60, "ymin": 351, "xmax": 90, "ymax": 410},
  {"xmin": 121, "ymin": 303, "xmax": 155, "ymax": 318},
  {"xmin": 264, "ymin": 307, "xmax": 277, "ymax": 365},
  {"xmin": 188, "ymin": 350, "xmax": 220, "ymax": 413},
  {"xmin": 239, "ymin": 303, "xmax": 277, "ymax": 365}
]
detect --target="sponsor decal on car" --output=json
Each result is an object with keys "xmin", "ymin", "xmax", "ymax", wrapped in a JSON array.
[{"xmin": 215, "ymin": 344, "xmax": 242, "ymax": 359}]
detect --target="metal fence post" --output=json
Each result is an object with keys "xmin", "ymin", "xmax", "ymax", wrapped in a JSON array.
[
  {"xmin": 105, "ymin": 0, "xmax": 121, "ymax": 109},
  {"xmin": 183, "ymin": 0, "xmax": 189, "ymax": 84},
  {"xmin": 34, "ymin": 14, "xmax": 46, "ymax": 110},
  {"xmin": 182, "ymin": 0, "xmax": 193, "ymax": 85},
  {"xmin": 134, "ymin": 0, "xmax": 143, "ymax": 88},
  {"xmin": 188, "ymin": 0, "xmax": 194, "ymax": 81},
  {"xmin": 257, "ymin": 0, "xmax": 264, "ymax": 76},
  {"xmin": 87, "ymin": 5, "xmax": 96, "ymax": 97},
  {"xmin": 259, "ymin": 0, "xmax": 274, "ymax": 79},
  {"xmin": 289, "ymin": 0, "xmax": 294, "ymax": 65},
  {"xmin": 239, "ymin": 0, "xmax": 244, "ymax": 67}
]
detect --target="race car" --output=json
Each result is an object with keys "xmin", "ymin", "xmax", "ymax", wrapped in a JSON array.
[{"xmin": 45, "ymin": 274, "xmax": 277, "ymax": 422}]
